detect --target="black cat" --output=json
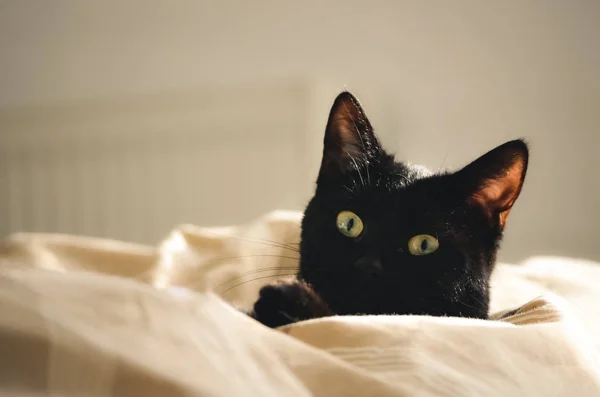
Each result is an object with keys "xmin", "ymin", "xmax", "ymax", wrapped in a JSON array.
[{"xmin": 248, "ymin": 91, "xmax": 528, "ymax": 328}]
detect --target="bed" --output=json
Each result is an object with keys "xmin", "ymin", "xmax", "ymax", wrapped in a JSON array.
[{"xmin": 1, "ymin": 210, "xmax": 600, "ymax": 396}]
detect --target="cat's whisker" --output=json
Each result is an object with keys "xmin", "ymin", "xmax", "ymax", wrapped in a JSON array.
[
  {"xmin": 240, "ymin": 235, "xmax": 300, "ymax": 247},
  {"xmin": 218, "ymin": 273, "xmax": 298, "ymax": 296},
  {"xmin": 225, "ymin": 235, "xmax": 300, "ymax": 252},
  {"xmin": 180, "ymin": 256, "xmax": 299, "ymax": 287},
  {"xmin": 184, "ymin": 269, "xmax": 298, "ymax": 296},
  {"xmin": 131, "ymin": 254, "xmax": 299, "ymax": 283},
  {"xmin": 459, "ymin": 301, "xmax": 484, "ymax": 313},
  {"xmin": 214, "ymin": 266, "xmax": 299, "ymax": 290},
  {"xmin": 197, "ymin": 231, "xmax": 301, "ymax": 252}
]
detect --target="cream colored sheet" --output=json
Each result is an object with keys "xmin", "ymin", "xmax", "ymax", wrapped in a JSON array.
[{"xmin": 1, "ymin": 211, "xmax": 600, "ymax": 396}]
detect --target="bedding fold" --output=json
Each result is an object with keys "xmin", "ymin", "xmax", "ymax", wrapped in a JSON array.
[{"xmin": 1, "ymin": 210, "xmax": 600, "ymax": 396}]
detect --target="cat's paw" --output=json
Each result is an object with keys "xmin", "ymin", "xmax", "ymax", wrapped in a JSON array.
[{"xmin": 251, "ymin": 279, "xmax": 332, "ymax": 328}]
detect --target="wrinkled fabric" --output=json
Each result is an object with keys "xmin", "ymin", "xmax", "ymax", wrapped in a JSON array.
[{"xmin": 1, "ymin": 210, "xmax": 600, "ymax": 397}]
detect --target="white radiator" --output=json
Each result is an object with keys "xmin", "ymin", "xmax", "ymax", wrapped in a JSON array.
[{"xmin": 0, "ymin": 80, "xmax": 391, "ymax": 244}]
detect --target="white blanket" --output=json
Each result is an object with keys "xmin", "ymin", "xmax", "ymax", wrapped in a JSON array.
[{"xmin": 1, "ymin": 210, "xmax": 600, "ymax": 396}]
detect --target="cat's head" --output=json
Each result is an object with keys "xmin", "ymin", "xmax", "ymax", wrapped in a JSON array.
[{"xmin": 298, "ymin": 92, "xmax": 528, "ymax": 319}]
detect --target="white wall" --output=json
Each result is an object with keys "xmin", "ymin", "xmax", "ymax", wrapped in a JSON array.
[{"xmin": 1, "ymin": 1, "xmax": 599, "ymax": 262}]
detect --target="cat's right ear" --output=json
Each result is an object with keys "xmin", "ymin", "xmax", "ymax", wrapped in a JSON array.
[
  {"xmin": 317, "ymin": 92, "xmax": 383, "ymax": 182},
  {"xmin": 457, "ymin": 139, "xmax": 529, "ymax": 230}
]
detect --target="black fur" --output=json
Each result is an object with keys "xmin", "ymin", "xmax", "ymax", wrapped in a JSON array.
[{"xmin": 249, "ymin": 92, "xmax": 528, "ymax": 328}]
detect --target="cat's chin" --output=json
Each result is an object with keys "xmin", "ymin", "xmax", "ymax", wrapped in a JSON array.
[
  {"xmin": 317, "ymin": 290, "xmax": 488, "ymax": 320},
  {"xmin": 341, "ymin": 305, "xmax": 487, "ymax": 320}
]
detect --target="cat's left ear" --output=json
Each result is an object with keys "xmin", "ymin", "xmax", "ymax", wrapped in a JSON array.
[
  {"xmin": 317, "ymin": 92, "xmax": 383, "ymax": 182},
  {"xmin": 458, "ymin": 140, "xmax": 529, "ymax": 229}
]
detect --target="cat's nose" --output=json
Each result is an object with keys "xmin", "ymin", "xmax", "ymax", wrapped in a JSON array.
[{"xmin": 354, "ymin": 256, "xmax": 383, "ymax": 279}]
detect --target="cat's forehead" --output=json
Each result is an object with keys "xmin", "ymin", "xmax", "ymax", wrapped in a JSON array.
[
  {"xmin": 372, "ymin": 161, "xmax": 436, "ymax": 191},
  {"xmin": 342, "ymin": 162, "xmax": 455, "ymax": 217}
]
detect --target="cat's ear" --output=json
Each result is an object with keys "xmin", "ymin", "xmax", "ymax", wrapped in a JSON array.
[
  {"xmin": 458, "ymin": 140, "xmax": 529, "ymax": 229},
  {"xmin": 318, "ymin": 92, "xmax": 382, "ymax": 180}
]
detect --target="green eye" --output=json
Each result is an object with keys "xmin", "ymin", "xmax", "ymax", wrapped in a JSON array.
[
  {"xmin": 336, "ymin": 211, "xmax": 364, "ymax": 238},
  {"xmin": 408, "ymin": 234, "xmax": 439, "ymax": 256}
]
